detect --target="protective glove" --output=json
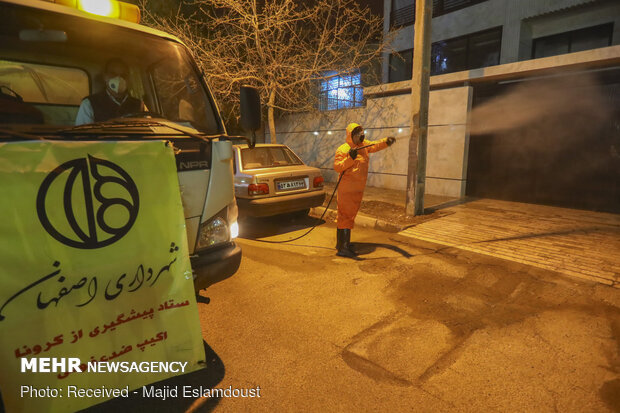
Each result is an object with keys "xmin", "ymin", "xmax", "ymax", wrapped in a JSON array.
[
  {"xmin": 386, "ymin": 137, "xmax": 396, "ymax": 146},
  {"xmin": 349, "ymin": 148, "xmax": 358, "ymax": 160}
]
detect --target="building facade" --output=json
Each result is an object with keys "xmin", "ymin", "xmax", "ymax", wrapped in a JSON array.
[
  {"xmin": 273, "ymin": 0, "xmax": 620, "ymax": 213},
  {"xmin": 384, "ymin": 0, "xmax": 620, "ymax": 82}
]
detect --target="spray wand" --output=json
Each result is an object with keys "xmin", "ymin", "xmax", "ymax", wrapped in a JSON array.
[{"xmin": 352, "ymin": 135, "xmax": 407, "ymax": 152}]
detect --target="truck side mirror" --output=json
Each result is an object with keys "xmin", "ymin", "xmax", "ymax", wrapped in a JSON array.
[{"xmin": 240, "ymin": 86, "xmax": 261, "ymax": 148}]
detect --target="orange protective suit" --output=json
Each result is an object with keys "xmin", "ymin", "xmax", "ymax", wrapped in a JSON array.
[{"xmin": 334, "ymin": 123, "xmax": 389, "ymax": 229}]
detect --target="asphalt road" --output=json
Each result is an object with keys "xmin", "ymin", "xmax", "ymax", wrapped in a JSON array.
[
  {"xmin": 81, "ymin": 213, "xmax": 619, "ymax": 413},
  {"xmin": 186, "ymin": 214, "xmax": 620, "ymax": 413}
]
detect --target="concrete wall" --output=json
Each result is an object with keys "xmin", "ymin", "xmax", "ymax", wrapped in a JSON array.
[
  {"xmin": 270, "ymin": 45, "xmax": 620, "ymax": 198},
  {"xmin": 382, "ymin": 0, "xmax": 620, "ymax": 82},
  {"xmin": 271, "ymin": 86, "xmax": 473, "ymax": 197}
]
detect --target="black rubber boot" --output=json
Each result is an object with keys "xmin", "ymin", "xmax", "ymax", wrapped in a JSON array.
[
  {"xmin": 336, "ymin": 228, "xmax": 357, "ymax": 258},
  {"xmin": 337, "ymin": 229, "xmax": 357, "ymax": 257},
  {"xmin": 335, "ymin": 228, "xmax": 343, "ymax": 250},
  {"xmin": 343, "ymin": 229, "xmax": 357, "ymax": 255}
]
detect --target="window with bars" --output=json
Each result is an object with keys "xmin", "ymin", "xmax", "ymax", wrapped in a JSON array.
[
  {"xmin": 390, "ymin": 0, "xmax": 490, "ymax": 28},
  {"xmin": 318, "ymin": 71, "xmax": 364, "ymax": 111},
  {"xmin": 391, "ymin": 0, "xmax": 415, "ymax": 28}
]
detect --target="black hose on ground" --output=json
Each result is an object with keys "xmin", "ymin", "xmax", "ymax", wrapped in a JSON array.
[{"xmin": 250, "ymin": 172, "xmax": 344, "ymax": 244}]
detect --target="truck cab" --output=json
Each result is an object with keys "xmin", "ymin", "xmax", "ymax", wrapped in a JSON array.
[{"xmin": 0, "ymin": 0, "xmax": 259, "ymax": 290}]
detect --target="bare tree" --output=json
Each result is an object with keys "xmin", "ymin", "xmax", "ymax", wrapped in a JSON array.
[{"xmin": 141, "ymin": 0, "xmax": 387, "ymax": 142}]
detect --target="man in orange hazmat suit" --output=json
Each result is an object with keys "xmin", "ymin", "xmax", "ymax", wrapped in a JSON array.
[{"xmin": 333, "ymin": 123, "xmax": 395, "ymax": 257}]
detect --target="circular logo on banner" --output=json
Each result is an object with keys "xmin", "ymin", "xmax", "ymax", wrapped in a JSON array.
[{"xmin": 36, "ymin": 155, "xmax": 140, "ymax": 249}]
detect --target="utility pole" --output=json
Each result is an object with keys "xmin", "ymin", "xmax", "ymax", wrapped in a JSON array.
[{"xmin": 405, "ymin": 0, "xmax": 433, "ymax": 216}]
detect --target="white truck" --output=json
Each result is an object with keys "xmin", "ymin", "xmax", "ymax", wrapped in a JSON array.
[{"xmin": 0, "ymin": 0, "xmax": 261, "ymax": 290}]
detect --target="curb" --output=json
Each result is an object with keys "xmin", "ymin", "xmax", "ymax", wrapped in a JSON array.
[{"xmin": 309, "ymin": 206, "xmax": 407, "ymax": 233}]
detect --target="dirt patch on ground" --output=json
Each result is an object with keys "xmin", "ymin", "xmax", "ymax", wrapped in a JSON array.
[
  {"xmin": 359, "ymin": 200, "xmax": 453, "ymax": 227},
  {"xmin": 321, "ymin": 197, "xmax": 453, "ymax": 228}
]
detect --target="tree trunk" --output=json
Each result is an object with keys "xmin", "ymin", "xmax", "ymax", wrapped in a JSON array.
[{"xmin": 268, "ymin": 89, "xmax": 277, "ymax": 144}]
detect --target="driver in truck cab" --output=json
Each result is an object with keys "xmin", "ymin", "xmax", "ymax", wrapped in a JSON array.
[
  {"xmin": 75, "ymin": 58, "xmax": 143, "ymax": 125},
  {"xmin": 0, "ymin": 0, "xmax": 262, "ymax": 293}
]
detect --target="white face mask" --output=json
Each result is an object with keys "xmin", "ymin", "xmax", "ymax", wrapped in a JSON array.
[{"xmin": 107, "ymin": 76, "xmax": 127, "ymax": 95}]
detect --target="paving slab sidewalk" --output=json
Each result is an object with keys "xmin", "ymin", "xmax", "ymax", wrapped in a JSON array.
[
  {"xmin": 400, "ymin": 198, "xmax": 620, "ymax": 287},
  {"xmin": 310, "ymin": 183, "xmax": 620, "ymax": 287}
]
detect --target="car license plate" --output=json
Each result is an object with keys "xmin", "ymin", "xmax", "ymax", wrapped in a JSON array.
[{"xmin": 277, "ymin": 179, "xmax": 305, "ymax": 191}]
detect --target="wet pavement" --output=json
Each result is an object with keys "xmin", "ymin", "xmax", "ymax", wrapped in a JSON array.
[
  {"xmin": 192, "ymin": 217, "xmax": 620, "ymax": 412},
  {"xmin": 67, "ymin": 211, "xmax": 620, "ymax": 412},
  {"xmin": 71, "ymin": 191, "xmax": 620, "ymax": 412}
]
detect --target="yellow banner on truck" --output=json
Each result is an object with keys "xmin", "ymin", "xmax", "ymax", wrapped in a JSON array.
[{"xmin": 0, "ymin": 140, "xmax": 205, "ymax": 412}]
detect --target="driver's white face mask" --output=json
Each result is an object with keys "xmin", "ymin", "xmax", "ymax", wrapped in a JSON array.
[{"xmin": 107, "ymin": 76, "xmax": 127, "ymax": 95}]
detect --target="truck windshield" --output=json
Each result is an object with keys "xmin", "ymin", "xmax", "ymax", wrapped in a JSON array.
[{"xmin": 0, "ymin": 2, "xmax": 223, "ymax": 135}]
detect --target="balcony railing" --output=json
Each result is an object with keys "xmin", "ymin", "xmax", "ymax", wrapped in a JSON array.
[
  {"xmin": 390, "ymin": 3, "xmax": 415, "ymax": 28},
  {"xmin": 390, "ymin": 0, "xmax": 488, "ymax": 28}
]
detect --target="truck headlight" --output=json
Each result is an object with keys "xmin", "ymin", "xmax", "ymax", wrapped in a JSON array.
[
  {"xmin": 196, "ymin": 201, "xmax": 239, "ymax": 249},
  {"xmin": 197, "ymin": 216, "xmax": 229, "ymax": 249}
]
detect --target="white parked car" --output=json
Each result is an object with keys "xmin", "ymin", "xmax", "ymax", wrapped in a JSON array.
[{"xmin": 233, "ymin": 144, "xmax": 326, "ymax": 217}]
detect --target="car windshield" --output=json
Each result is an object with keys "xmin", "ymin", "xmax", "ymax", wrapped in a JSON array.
[
  {"xmin": 240, "ymin": 147, "xmax": 303, "ymax": 169},
  {"xmin": 0, "ymin": 2, "xmax": 223, "ymax": 134}
]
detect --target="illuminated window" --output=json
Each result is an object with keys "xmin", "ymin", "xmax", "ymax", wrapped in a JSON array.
[{"xmin": 318, "ymin": 70, "xmax": 364, "ymax": 111}]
